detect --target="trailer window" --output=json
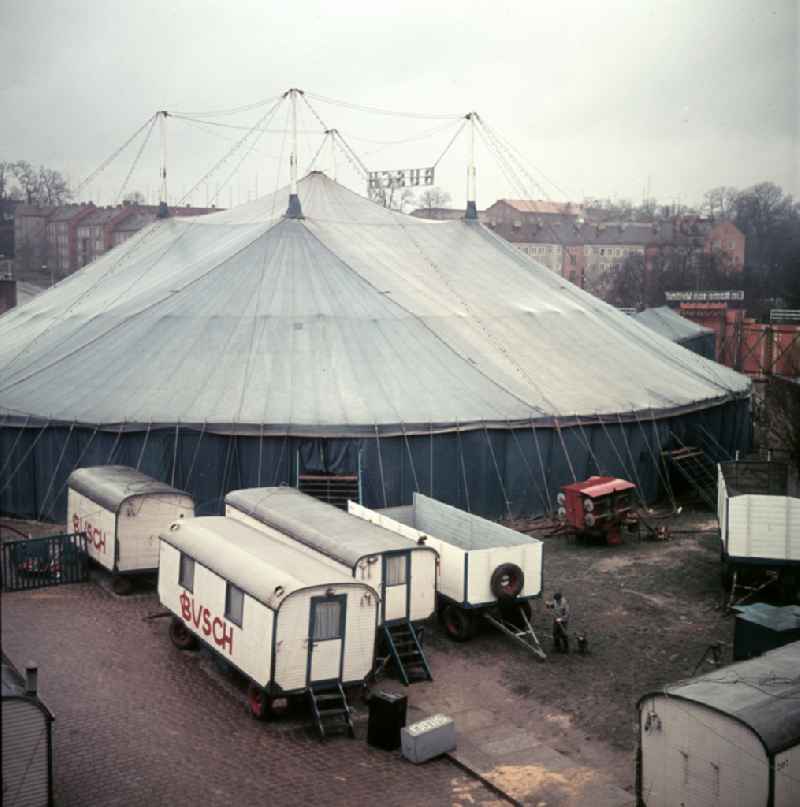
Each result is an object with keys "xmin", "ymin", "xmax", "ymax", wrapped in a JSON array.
[
  {"xmin": 385, "ymin": 555, "xmax": 407, "ymax": 586},
  {"xmin": 225, "ymin": 583, "xmax": 244, "ymax": 627},
  {"xmin": 312, "ymin": 601, "xmax": 342, "ymax": 641},
  {"xmin": 179, "ymin": 553, "xmax": 194, "ymax": 592}
]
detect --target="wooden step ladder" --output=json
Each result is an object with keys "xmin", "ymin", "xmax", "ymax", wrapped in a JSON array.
[
  {"xmin": 307, "ymin": 682, "xmax": 355, "ymax": 739},
  {"xmin": 382, "ymin": 620, "xmax": 433, "ymax": 686}
]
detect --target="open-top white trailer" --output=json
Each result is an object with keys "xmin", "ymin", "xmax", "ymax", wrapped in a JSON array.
[
  {"xmin": 158, "ymin": 516, "xmax": 378, "ymax": 738},
  {"xmin": 717, "ymin": 460, "xmax": 800, "ymax": 603},
  {"xmin": 67, "ymin": 465, "xmax": 194, "ymax": 593},
  {"xmin": 226, "ymin": 487, "xmax": 438, "ymax": 685},
  {"xmin": 350, "ymin": 493, "xmax": 545, "ymax": 656}
]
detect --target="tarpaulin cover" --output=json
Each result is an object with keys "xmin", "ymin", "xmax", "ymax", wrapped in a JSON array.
[
  {"xmin": 633, "ymin": 306, "xmax": 717, "ymax": 360},
  {"xmin": 0, "ymin": 173, "xmax": 752, "ymax": 520},
  {"xmin": 0, "ymin": 174, "xmax": 747, "ymax": 431},
  {"xmin": 68, "ymin": 464, "xmax": 191, "ymax": 513},
  {"xmin": 226, "ymin": 486, "xmax": 419, "ymax": 567}
]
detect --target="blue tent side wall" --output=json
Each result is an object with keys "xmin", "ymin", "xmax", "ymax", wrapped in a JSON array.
[
  {"xmin": 679, "ymin": 332, "xmax": 717, "ymax": 361},
  {"xmin": 1, "ymin": 397, "xmax": 751, "ymax": 523}
]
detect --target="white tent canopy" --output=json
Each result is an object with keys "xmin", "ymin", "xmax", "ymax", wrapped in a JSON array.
[{"xmin": 0, "ymin": 173, "xmax": 747, "ymax": 434}]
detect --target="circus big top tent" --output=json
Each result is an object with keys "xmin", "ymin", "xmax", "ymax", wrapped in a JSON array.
[{"xmin": 0, "ymin": 172, "xmax": 750, "ymax": 520}]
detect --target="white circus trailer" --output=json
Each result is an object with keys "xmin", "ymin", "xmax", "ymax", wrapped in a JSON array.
[
  {"xmin": 717, "ymin": 460, "xmax": 800, "ymax": 598},
  {"xmin": 67, "ymin": 465, "xmax": 194, "ymax": 593},
  {"xmin": 637, "ymin": 641, "xmax": 800, "ymax": 807},
  {"xmin": 158, "ymin": 516, "xmax": 378, "ymax": 736},
  {"xmin": 226, "ymin": 487, "xmax": 438, "ymax": 685},
  {"xmin": 350, "ymin": 493, "xmax": 543, "ymax": 651}
]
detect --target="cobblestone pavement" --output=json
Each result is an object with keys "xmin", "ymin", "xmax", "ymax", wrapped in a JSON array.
[{"xmin": 1, "ymin": 582, "xmax": 504, "ymax": 807}]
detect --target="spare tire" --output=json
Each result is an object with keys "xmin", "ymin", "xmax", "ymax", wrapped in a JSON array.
[{"xmin": 490, "ymin": 563, "xmax": 524, "ymax": 600}]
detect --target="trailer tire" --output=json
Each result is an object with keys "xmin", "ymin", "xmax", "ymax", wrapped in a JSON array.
[
  {"xmin": 720, "ymin": 560, "xmax": 733, "ymax": 591},
  {"xmin": 490, "ymin": 563, "xmax": 525, "ymax": 600},
  {"xmin": 111, "ymin": 574, "xmax": 133, "ymax": 596},
  {"xmin": 248, "ymin": 683, "xmax": 268, "ymax": 720},
  {"xmin": 440, "ymin": 604, "xmax": 475, "ymax": 642},
  {"xmin": 169, "ymin": 617, "xmax": 197, "ymax": 651}
]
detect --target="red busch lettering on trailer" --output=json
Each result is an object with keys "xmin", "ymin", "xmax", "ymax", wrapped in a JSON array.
[
  {"xmin": 72, "ymin": 513, "xmax": 107, "ymax": 553},
  {"xmin": 178, "ymin": 591, "xmax": 234, "ymax": 654}
]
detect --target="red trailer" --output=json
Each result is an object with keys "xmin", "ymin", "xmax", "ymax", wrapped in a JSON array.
[{"xmin": 558, "ymin": 476, "xmax": 637, "ymax": 544}]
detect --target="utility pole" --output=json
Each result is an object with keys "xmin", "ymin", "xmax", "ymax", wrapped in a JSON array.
[
  {"xmin": 465, "ymin": 112, "xmax": 477, "ymax": 220},
  {"xmin": 157, "ymin": 110, "xmax": 169, "ymax": 218},
  {"xmin": 286, "ymin": 89, "xmax": 304, "ymax": 218}
]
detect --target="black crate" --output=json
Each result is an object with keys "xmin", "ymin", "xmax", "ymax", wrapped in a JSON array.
[{"xmin": 367, "ymin": 690, "xmax": 407, "ymax": 750}]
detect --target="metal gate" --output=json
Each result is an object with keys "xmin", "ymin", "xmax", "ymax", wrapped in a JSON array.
[{"xmin": 1, "ymin": 533, "xmax": 89, "ymax": 591}]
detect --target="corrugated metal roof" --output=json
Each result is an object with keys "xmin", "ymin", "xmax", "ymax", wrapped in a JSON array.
[
  {"xmin": 226, "ymin": 487, "xmax": 419, "ymax": 567},
  {"xmin": 68, "ymin": 465, "xmax": 193, "ymax": 513},
  {"xmin": 0, "ymin": 172, "xmax": 749, "ymax": 432},
  {"xmin": 734, "ymin": 604, "xmax": 800, "ymax": 632},
  {"xmin": 162, "ymin": 515, "xmax": 363, "ymax": 606},
  {"xmin": 1, "ymin": 653, "xmax": 54, "ymax": 719},
  {"xmin": 653, "ymin": 642, "xmax": 800, "ymax": 755}
]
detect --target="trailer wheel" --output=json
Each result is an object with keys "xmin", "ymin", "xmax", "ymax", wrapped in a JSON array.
[
  {"xmin": 720, "ymin": 560, "xmax": 734, "ymax": 591},
  {"xmin": 169, "ymin": 617, "xmax": 197, "ymax": 651},
  {"xmin": 440, "ymin": 604, "xmax": 475, "ymax": 642},
  {"xmin": 490, "ymin": 563, "xmax": 525, "ymax": 600},
  {"xmin": 111, "ymin": 575, "xmax": 133, "ymax": 596},
  {"xmin": 248, "ymin": 684, "xmax": 288, "ymax": 720}
]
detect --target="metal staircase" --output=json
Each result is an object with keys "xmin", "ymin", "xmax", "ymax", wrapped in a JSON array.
[
  {"xmin": 298, "ymin": 474, "xmax": 359, "ymax": 509},
  {"xmin": 381, "ymin": 621, "xmax": 432, "ymax": 686},
  {"xmin": 307, "ymin": 681, "xmax": 355, "ymax": 739},
  {"xmin": 664, "ymin": 433, "xmax": 719, "ymax": 509}
]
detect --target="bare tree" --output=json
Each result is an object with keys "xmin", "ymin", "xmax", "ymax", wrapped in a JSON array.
[
  {"xmin": 415, "ymin": 187, "xmax": 452, "ymax": 213},
  {"xmin": 605, "ymin": 253, "xmax": 646, "ymax": 308},
  {"xmin": 764, "ymin": 376, "xmax": 800, "ymax": 477},
  {"xmin": 0, "ymin": 161, "xmax": 22, "ymax": 200},
  {"xmin": 38, "ymin": 166, "xmax": 72, "ymax": 205},
  {"xmin": 12, "ymin": 161, "xmax": 42, "ymax": 203},
  {"xmin": 10, "ymin": 161, "xmax": 72, "ymax": 205},
  {"xmin": 123, "ymin": 190, "xmax": 146, "ymax": 205},
  {"xmin": 702, "ymin": 186, "xmax": 739, "ymax": 220},
  {"xmin": 370, "ymin": 184, "xmax": 415, "ymax": 211}
]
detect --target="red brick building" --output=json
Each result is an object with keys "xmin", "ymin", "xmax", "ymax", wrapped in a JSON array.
[
  {"xmin": 15, "ymin": 202, "xmax": 219, "ymax": 282},
  {"xmin": 477, "ymin": 199, "xmax": 746, "ymax": 295},
  {"xmin": 76, "ymin": 206, "xmax": 137, "ymax": 268},
  {"xmin": 45, "ymin": 204, "xmax": 97, "ymax": 278}
]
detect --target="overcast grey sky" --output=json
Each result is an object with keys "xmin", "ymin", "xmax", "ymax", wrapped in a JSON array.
[{"xmin": 1, "ymin": 0, "xmax": 797, "ymax": 209}]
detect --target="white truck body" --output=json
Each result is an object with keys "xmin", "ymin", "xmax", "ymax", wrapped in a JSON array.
[
  {"xmin": 351, "ymin": 492, "xmax": 542, "ymax": 608},
  {"xmin": 718, "ymin": 461, "xmax": 800, "ymax": 564},
  {"xmin": 67, "ymin": 465, "xmax": 194, "ymax": 574},
  {"xmin": 158, "ymin": 516, "xmax": 378, "ymax": 692},
  {"xmin": 226, "ymin": 488, "xmax": 437, "ymax": 624}
]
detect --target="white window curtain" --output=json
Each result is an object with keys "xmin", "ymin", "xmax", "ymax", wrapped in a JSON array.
[
  {"xmin": 312, "ymin": 601, "xmax": 342, "ymax": 641},
  {"xmin": 385, "ymin": 555, "xmax": 407, "ymax": 586}
]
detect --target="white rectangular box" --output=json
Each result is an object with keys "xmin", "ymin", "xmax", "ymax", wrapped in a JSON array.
[{"xmin": 401, "ymin": 714, "xmax": 456, "ymax": 763}]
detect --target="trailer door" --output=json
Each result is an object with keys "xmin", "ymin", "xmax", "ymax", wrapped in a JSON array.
[
  {"xmin": 307, "ymin": 594, "xmax": 346, "ymax": 684},
  {"xmin": 382, "ymin": 551, "xmax": 410, "ymax": 622}
]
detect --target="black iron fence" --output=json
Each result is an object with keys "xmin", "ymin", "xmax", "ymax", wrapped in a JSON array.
[{"xmin": 1, "ymin": 532, "xmax": 89, "ymax": 591}]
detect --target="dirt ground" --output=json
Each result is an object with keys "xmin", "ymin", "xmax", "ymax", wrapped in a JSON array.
[
  {"xmin": 0, "ymin": 507, "xmax": 737, "ymax": 777},
  {"xmin": 426, "ymin": 507, "xmax": 734, "ymax": 754}
]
